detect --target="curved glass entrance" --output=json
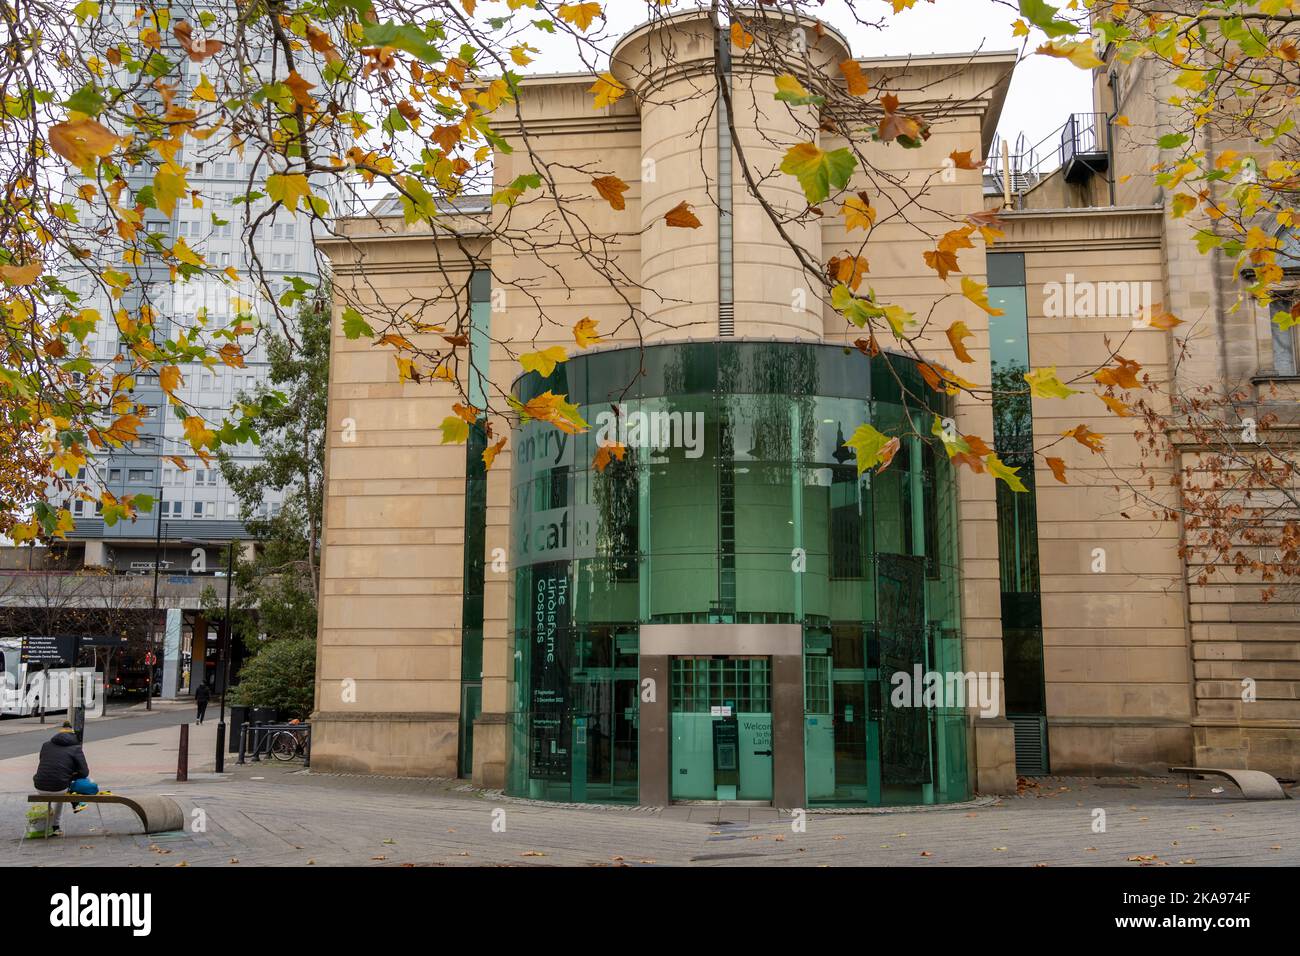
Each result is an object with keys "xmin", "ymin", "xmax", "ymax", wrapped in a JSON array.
[{"xmin": 506, "ymin": 341, "xmax": 970, "ymax": 806}]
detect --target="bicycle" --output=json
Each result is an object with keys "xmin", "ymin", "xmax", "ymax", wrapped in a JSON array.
[{"xmin": 268, "ymin": 724, "xmax": 309, "ymax": 761}]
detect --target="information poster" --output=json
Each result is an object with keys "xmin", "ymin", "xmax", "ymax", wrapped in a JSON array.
[{"xmin": 528, "ymin": 562, "xmax": 571, "ymax": 780}]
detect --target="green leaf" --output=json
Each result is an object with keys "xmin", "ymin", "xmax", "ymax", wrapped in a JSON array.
[
  {"xmin": 439, "ymin": 415, "xmax": 470, "ymax": 444},
  {"xmin": 492, "ymin": 172, "xmax": 543, "ymax": 206},
  {"xmin": 1157, "ymin": 133, "xmax": 1188, "ymax": 150},
  {"xmin": 64, "ymin": 83, "xmax": 106, "ymax": 117},
  {"xmin": 1019, "ymin": 0, "xmax": 1079, "ymax": 38},
  {"xmin": 341, "ymin": 307, "xmax": 374, "ymax": 340},
  {"xmin": 831, "ymin": 283, "xmax": 879, "ymax": 328},
  {"xmin": 986, "ymin": 453, "xmax": 1028, "ymax": 492},
  {"xmin": 780, "ymin": 143, "xmax": 857, "ymax": 205},
  {"xmin": 844, "ymin": 424, "xmax": 901, "ymax": 476},
  {"xmin": 360, "ymin": 23, "xmax": 444, "ymax": 63}
]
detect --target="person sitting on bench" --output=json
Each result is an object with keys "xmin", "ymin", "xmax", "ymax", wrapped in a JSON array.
[{"xmin": 32, "ymin": 721, "xmax": 97, "ymax": 834}]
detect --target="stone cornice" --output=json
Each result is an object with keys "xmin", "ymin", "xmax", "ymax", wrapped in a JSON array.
[{"xmin": 995, "ymin": 205, "xmax": 1165, "ymax": 253}]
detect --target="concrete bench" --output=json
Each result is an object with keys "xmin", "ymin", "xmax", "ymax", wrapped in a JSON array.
[
  {"xmin": 27, "ymin": 793, "xmax": 184, "ymax": 836},
  {"xmin": 1169, "ymin": 767, "xmax": 1290, "ymax": 801}
]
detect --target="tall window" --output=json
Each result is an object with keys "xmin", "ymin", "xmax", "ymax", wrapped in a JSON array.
[{"xmin": 1268, "ymin": 295, "xmax": 1298, "ymax": 376}]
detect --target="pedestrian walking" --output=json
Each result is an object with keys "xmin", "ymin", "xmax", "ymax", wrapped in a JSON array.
[{"xmin": 195, "ymin": 682, "xmax": 210, "ymax": 724}]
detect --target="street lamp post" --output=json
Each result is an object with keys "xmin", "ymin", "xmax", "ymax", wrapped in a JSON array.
[{"xmin": 215, "ymin": 540, "xmax": 236, "ymax": 773}]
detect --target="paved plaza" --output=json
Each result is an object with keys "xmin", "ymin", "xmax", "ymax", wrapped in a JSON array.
[{"xmin": 1, "ymin": 712, "xmax": 1295, "ymax": 867}]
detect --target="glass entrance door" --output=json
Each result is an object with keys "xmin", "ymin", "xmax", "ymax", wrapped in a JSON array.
[{"xmin": 669, "ymin": 657, "xmax": 773, "ymax": 801}]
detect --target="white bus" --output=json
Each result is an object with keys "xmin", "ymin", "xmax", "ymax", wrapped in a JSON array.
[{"xmin": 0, "ymin": 638, "xmax": 101, "ymax": 718}]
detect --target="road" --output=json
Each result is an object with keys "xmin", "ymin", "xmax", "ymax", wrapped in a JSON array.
[{"xmin": 0, "ymin": 706, "xmax": 196, "ymax": 760}]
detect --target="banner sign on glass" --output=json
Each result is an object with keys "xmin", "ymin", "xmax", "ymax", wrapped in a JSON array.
[{"xmin": 528, "ymin": 562, "xmax": 571, "ymax": 780}]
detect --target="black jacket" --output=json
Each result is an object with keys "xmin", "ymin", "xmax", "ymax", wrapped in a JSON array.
[
  {"xmin": 32, "ymin": 732, "xmax": 89, "ymax": 792},
  {"xmin": 195, "ymin": 684, "xmax": 211, "ymax": 704}
]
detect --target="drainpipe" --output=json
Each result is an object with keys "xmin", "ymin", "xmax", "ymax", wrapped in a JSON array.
[{"xmin": 1106, "ymin": 70, "xmax": 1119, "ymax": 206}]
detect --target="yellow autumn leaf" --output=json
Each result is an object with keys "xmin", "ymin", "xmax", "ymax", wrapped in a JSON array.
[
  {"xmin": 960, "ymin": 276, "xmax": 1004, "ymax": 316},
  {"xmin": 588, "ymin": 73, "xmax": 626, "ymax": 109},
  {"xmin": 267, "ymin": 173, "xmax": 310, "ymax": 212},
  {"xmin": 558, "ymin": 2, "xmax": 602, "ymax": 31},
  {"xmin": 986, "ymin": 453, "xmax": 1028, "ymax": 492},
  {"xmin": 183, "ymin": 415, "xmax": 215, "ymax": 449},
  {"xmin": 842, "ymin": 194, "xmax": 876, "ymax": 232},
  {"xmin": 153, "ymin": 164, "xmax": 187, "ymax": 218},
  {"xmin": 191, "ymin": 73, "xmax": 217, "ymax": 102},
  {"xmin": 573, "ymin": 317, "xmax": 604, "ymax": 348},
  {"xmin": 1036, "ymin": 40, "xmax": 1104, "ymax": 70},
  {"xmin": 170, "ymin": 236, "xmax": 204, "ymax": 267},
  {"xmin": 1024, "ymin": 366, "xmax": 1081, "ymax": 399},
  {"xmin": 159, "ymin": 365, "xmax": 183, "ymax": 397},
  {"xmin": 520, "ymin": 346, "xmax": 568, "ymax": 377}
]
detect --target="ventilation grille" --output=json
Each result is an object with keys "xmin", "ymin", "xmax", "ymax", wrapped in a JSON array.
[
  {"xmin": 1008, "ymin": 713, "xmax": 1049, "ymax": 775},
  {"xmin": 719, "ymin": 303, "xmax": 734, "ymax": 337}
]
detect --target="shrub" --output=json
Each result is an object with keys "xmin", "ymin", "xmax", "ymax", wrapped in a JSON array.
[{"xmin": 230, "ymin": 638, "xmax": 316, "ymax": 719}]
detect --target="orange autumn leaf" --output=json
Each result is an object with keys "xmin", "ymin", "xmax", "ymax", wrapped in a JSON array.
[
  {"xmin": 946, "ymin": 320, "xmax": 975, "ymax": 363},
  {"xmin": 1064, "ymin": 424, "xmax": 1105, "ymax": 453},
  {"xmin": 853, "ymin": 336, "xmax": 880, "ymax": 357},
  {"xmin": 664, "ymin": 200, "xmax": 702, "ymax": 229},
  {"xmin": 49, "ymin": 119, "xmax": 121, "ymax": 169},
  {"xmin": 1097, "ymin": 393, "xmax": 1133, "ymax": 417},
  {"xmin": 1146, "ymin": 305, "xmax": 1184, "ymax": 330},
  {"xmin": 593, "ymin": 175, "xmax": 629, "ymax": 211},
  {"xmin": 829, "ymin": 254, "xmax": 869, "ymax": 291},
  {"xmin": 452, "ymin": 403, "xmax": 480, "ymax": 424},
  {"xmin": 948, "ymin": 149, "xmax": 982, "ymax": 170},
  {"xmin": 924, "ymin": 248, "xmax": 960, "ymax": 280},
  {"xmin": 483, "ymin": 436, "xmax": 507, "ymax": 471},
  {"xmin": 1046, "ymin": 457, "xmax": 1068, "ymax": 484},
  {"xmin": 593, "ymin": 441, "xmax": 627, "ymax": 473},
  {"xmin": 840, "ymin": 59, "xmax": 870, "ymax": 96},
  {"xmin": 173, "ymin": 21, "xmax": 224, "ymax": 62},
  {"xmin": 0, "ymin": 262, "xmax": 43, "ymax": 286},
  {"xmin": 1093, "ymin": 356, "xmax": 1143, "ymax": 389}
]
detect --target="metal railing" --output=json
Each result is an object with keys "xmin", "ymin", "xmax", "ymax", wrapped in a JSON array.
[
  {"xmin": 986, "ymin": 112, "xmax": 1112, "ymax": 200},
  {"xmin": 1061, "ymin": 112, "xmax": 1109, "ymax": 171}
]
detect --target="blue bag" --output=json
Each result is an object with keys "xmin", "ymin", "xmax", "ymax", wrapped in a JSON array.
[{"xmin": 68, "ymin": 778, "xmax": 98, "ymax": 796}]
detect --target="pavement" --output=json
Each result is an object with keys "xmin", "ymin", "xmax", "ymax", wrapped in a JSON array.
[{"xmin": 2, "ymin": 711, "xmax": 1296, "ymax": 867}]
